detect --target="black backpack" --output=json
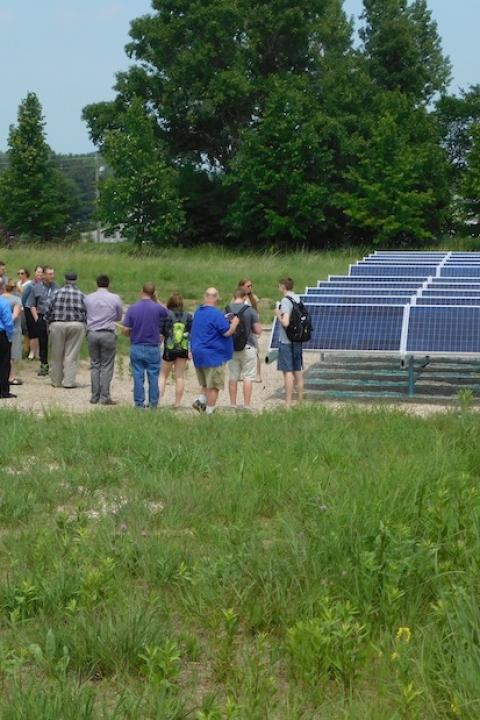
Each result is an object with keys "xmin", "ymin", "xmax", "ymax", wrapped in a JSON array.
[
  {"xmin": 226, "ymin": 304, "xmax": 250, "ymax": 351},
  {"xmin": 284, "ymin": 297, "xmax": 312, "ymax": 343}
]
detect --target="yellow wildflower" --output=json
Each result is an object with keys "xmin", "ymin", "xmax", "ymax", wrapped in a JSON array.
[{"xmin": 396, "ymin": 626, "xmax": 411, "ymax": 643}]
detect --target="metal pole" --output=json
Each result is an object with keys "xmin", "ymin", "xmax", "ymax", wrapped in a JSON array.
[
  {"xmin": 95, "ymin": 153, "xmax": 101, "ymax": 243},
  {"xmin": 407, "ymin": 356, "xmax": 416, "ymax": 397}
]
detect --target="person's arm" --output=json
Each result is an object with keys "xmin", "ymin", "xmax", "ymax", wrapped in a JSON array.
[
  {"xmin": 223, "ymin": 315, "xmax": 239, "ymax": 337},
  {"xmin": 275, "ymin": 299, "xmax": 291, "ymax": 328},
  {"xmin": 115, "ymin": 297, "xmax": 123, "ymax": 322},
  {"xmin": 1, "ymin": 303, "xmax": 14, "ymax": 341},
  {"xmin": 12, "ymin": 302, "xmax": 21, "ymax": 322},
  {"xmin": 250, "ymin": 308, "xmax": 262, "ymax": 335},
  {"xmin": 122, "ymin": 308, "xmax": 132, "ymax": 337}
]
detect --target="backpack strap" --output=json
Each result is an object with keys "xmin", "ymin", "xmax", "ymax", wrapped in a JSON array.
[{"xmin": 236, "ymin": 305, "xmax": 249, "ymax": 318}]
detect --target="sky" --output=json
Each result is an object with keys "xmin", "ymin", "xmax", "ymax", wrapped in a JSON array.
[{"xmin": 0, "ymin": 0, "xmax": 479, "ymax": 154}]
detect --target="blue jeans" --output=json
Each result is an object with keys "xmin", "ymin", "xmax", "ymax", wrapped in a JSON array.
[{"xmin": 130, "ymin": 344, "xmax": 161, "ymax": 407}]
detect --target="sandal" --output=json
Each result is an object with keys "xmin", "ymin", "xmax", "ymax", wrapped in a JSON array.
[{"xmin": 10, "ymin": 379, "xmax": 23, "ymax": 386}]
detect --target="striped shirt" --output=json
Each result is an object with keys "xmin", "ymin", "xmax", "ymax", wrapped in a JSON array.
[{"xmin": 45, "ymin": 284, "xmax": 87, "ymax": 324}]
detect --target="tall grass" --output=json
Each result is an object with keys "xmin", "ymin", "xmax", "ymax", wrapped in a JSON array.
[
  {"xmin": 1, "ymin": 404, "xmax": 479, "ymax": 718},
  {"xmin": 2, "ymin": 244, "xmax": 359, "ymax": 316}
]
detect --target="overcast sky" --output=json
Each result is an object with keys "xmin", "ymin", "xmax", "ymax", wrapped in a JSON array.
[{"xmin": 0, "ymin": 0, "xmax": 478, "ymax": 154}]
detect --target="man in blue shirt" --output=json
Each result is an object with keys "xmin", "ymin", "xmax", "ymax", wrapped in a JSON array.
[
  {"xmin": 0, "ymin": 292, "xmax": 15, "ymax": 399},
  {"xmin": 191, "ymin": 287, "xmax": 239, "ymax": 414},
  {"xmin": 123, "ymin": 282, "xmax": 168, "ymax": 408}
]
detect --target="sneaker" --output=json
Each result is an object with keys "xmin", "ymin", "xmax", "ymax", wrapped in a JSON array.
[
  {"xmin": 37, "ymin": 364, "xmax": 49, "ymax": 376},
  {"xmin": 100, "ymin": 399, "xmax": 118, "ymax": 406},
  {"xmin": 0, "ymin": 393, "xmax": 17, "ymax": 399},
  {"xmin": 90, "ymin": 397, "xmax": 99, "ymax": 404},
  {"xmin": 192, "ymin": 398, "xmax": 206, "ymax": 413}
]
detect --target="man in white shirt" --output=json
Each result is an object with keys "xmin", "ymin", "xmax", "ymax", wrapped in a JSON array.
[{"xmin": 275, "ymin": 277, "xmax": 304, "ymax": 408}]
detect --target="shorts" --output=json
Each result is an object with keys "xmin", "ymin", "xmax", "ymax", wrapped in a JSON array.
[
  {"xmin": 228, "ymin": 345, "xmax": 257, "ymax": 381},
  {"xmin": 195, "ymin": 364, "xmax": 226, "ymax": 390},
  {"xmin": 24, "ymin": 307, "xmax": 39, "ymax": 339},
  {"xmin": 278, "ymin": 342, "xmax": 303, "ymax": 372},
  {"xmin": 163, "ymin": 347, "xmax": 188, "ymax": 362}
]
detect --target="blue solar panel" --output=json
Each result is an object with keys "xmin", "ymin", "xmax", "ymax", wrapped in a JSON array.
[
  {"xmin": 430, "ymin": 283, "xmax": 480, "ymax": 289},
  {"xmin": 350, "ymin": 265, "xmax": 434, "ymax": 277},
  {"xmin": 423, "ymin": 289, "xmax": 480, "ymax": 296},
  {"xmin": 271, "ymin": 305, "xmax": 404, "ymax": 351},
  {"xmin": 307, "ymin": 287, "xmax": 414, "ymax": 295},
  {"xmin": 407, "ymin": 307, "xmax": 480, "ymax": 353},
  {"xmin": 416, "ymin": 297, "xmax": 480, "ymax": 305},
  {"xmin": 441, "ymin": 267, "xmax": 480, "ymax": 277},
  {"xmin": 301, "ymin": 296, "xmax": 411, "ymax": 304},
  {"xmin": 328, "ymin": 276, "xmax": 425, "ymax": 283}
]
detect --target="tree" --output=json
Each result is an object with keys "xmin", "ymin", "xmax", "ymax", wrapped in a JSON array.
[
  {"xmin": 462, "ymin": 124, "xmax": 480, "ymax": 235},
  {"xmin": 225, "ymin": 77, "xmax": 335, "ymax": 244},
  {"xmin": 0, "ymin": 93, "xmax": 76, "ymax": 240},
  {"xmin": 98, "ymin": 99, "xmax": 185, "ymax": 246},
  {"xmin": 359, "ymin": 0, "xmax": 451, "ymax": 104},
  {"xmin": 340, "ymin": 93, "xmax": 450, "ymax": 246}
]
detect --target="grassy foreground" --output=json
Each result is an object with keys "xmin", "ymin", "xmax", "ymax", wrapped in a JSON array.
[
  {"xmin": 1, "ymin": 244, "xmax": 359, "ymax": 320},
  {"xmin": 1, "ymin": 405, "xmax": 479, "ymax": 718}
]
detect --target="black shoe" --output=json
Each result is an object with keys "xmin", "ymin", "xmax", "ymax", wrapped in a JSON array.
[
  {"xmin": 0, "ymin": 393, "xmax": 17, "ymax": 399},
  {"xmin": 90, "ymin": 397, "xmax": 99, "ymax": 404},
  {"xmin": 192, "ymin": 399, "xmax": 207, "ymax": 413},
  {"xmin": 37, "ymin": 364, "xmax": 49, "ymax": 376},
  {"xmin": 100, "ymin": 399, "xmax": 118, "ymax": 406}
]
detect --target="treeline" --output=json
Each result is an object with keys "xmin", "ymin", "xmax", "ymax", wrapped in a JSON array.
[{"xmin": 2, "ymin": 0, "xmax": 480, "ymax": 248}]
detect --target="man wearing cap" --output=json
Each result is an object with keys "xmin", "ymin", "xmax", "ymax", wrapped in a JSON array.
[
  {"xmin": 45, "ymin": 272, "xmax": 87, "ymax": 388},
  {"xmin": 190, "ymin": 287, "xmax": 239, "ymax": 414}
]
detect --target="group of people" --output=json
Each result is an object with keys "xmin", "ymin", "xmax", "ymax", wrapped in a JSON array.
[{"xmin": 0, "ymin": 259, "xmax": 305, "ymax": 410}]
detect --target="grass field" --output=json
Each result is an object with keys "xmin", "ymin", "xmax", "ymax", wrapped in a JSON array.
[
  {"xmin": 1, "ymin": 404, "xmax": 480, "ymax": 718},
  {"xmin": 1, "ymin": 244, "xmax": 359, "ymax": 321}
]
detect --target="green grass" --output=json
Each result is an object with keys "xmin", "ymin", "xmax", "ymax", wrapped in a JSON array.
[
  {"xmin": 2, "ymin": 243, "xmax": 359, "ymax": 320},
  {"xmin": 1, "ymin": 404, "xmax": 479, "ymax": 718}
]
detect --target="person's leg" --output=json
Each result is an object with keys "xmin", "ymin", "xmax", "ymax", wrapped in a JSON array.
[
  {"xmin": 193, "ymin": 367, "xmax": 207, "ymax": 411},
  {"xmin": 29, "ymin": 337, "xmax": 39, "ymax": 359},
  {"xmin": 99, "ymin": 332, "xmax": 117, "ymax": 403},
  {"xmin": 292, "ymin": 343, "xmax": 304, "ymax": 405},
  {"xmin": 283, "ymin": 371, "xmax": 295, "ymax": 407},
  {"xmin": 48, "ymin": 322, "xmax": 65, "ymax": 386},
  {"xmin": 146, "ymin": 345, "xmax": 161, "ymax": 408},
  {"xmin": 242, "ymin": 346, "xmax": 257, "ymax": 407},
  {"xmin": 159, "ymin": 360, "xmax": 173, "ymax": 399},
  {"xmin": 63, "ymin": 322, "xmax": 85, "ymax": 387},
  {"xmin": 206, "ymin": 387, "xmax": 219, "ymax": 412},
  {"xmin": 173, "ymin": 358, "xmax": 187, "ymax": 407},
  {"xmin": 0, "ymin": 332, "xmax": 11, "ymax": 397},
  {"xmin": 228, "ymin": 353, "xmax": 241, "ymax": 407},
  {"xmin": 294, "ymin": 371, "xmax": 304, "ymax": 404},
  {"xmin": 228, "ymin": 380, "xmax": 238, "ymax": 406},
  {"xmin": 88, "ymin": 332, "xmax": 101, "ymax": 402},
  {"xmin": 130, "ymin": 344, "xmax": 146, "ymax": 407},
  {"xmin": 37, "ymin": 316, "xmax": 49, "ymax": 371}
]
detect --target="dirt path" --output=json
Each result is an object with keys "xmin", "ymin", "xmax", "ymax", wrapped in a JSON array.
[{"xmin": 2, "ymin": 332, "xmax": 454, "ymax": 417}]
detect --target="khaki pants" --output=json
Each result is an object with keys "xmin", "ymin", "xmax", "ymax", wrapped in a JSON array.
[{"xmin": 49, "ymin": 322, "xmax": 85, "ymax": 387}]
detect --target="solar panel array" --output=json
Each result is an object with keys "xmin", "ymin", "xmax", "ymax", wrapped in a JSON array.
[{"xmin": 270, "ymin": 251, "xmax": 480, "ymax": 356}]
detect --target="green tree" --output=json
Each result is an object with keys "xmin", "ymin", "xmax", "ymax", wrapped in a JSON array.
[
  {"xmin": 225, "ymin": 77, "xmax": 334, "ymax": 244},
  {"xmin": 340, "ymin": 93, "xmax": 450, "ymax": 246},
  {"xmin": 98, "ymin": 99, "xmax": 185, "ymax": 246},
  {"xmin": 462, "ymin": 124, "xmax": 480, "ymax": 235},
  {"xmin": 360, "ymin": 0, "xmax": 451, "ymax": 103},
  {"xmin": 0, "ymin": 93, "xmax": 76, "ymax": 240}
]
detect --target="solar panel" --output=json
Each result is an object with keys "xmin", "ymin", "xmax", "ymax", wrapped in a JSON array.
[
  {"xmin": 270, "ymin": 305, "xmax": 405, "ymax": 351},
  {"xmin": 350, "ymin": 265, "xmax": 435, "ymax": 277},
  {"xmin": 441, "ymin": 266, "xmax": 480, "ymax": 277},
  {"xmin": 301, "ymin": 295, "xmax": 411, "ymax": 304},
  {"xmin": 407, "ymin": 307, "xmax": 480, "ymax": 354},
  {"xmin": 307, "ymin": 287, "xmax": 415, "ymax": 295},
  {"xmin": 423, "ymin": 289, "xmax": 480, "ymax": 296},
  {"xmin": 430, "ymin": 282, "xmax": 480, "ymax": 289},
  {"xmin": 328, "ymin": 276, "xmax": 427, "ymax": 283},
  {"xmin": 416, "ymin": 297, "xmax": 480, "ymax": 305}
]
